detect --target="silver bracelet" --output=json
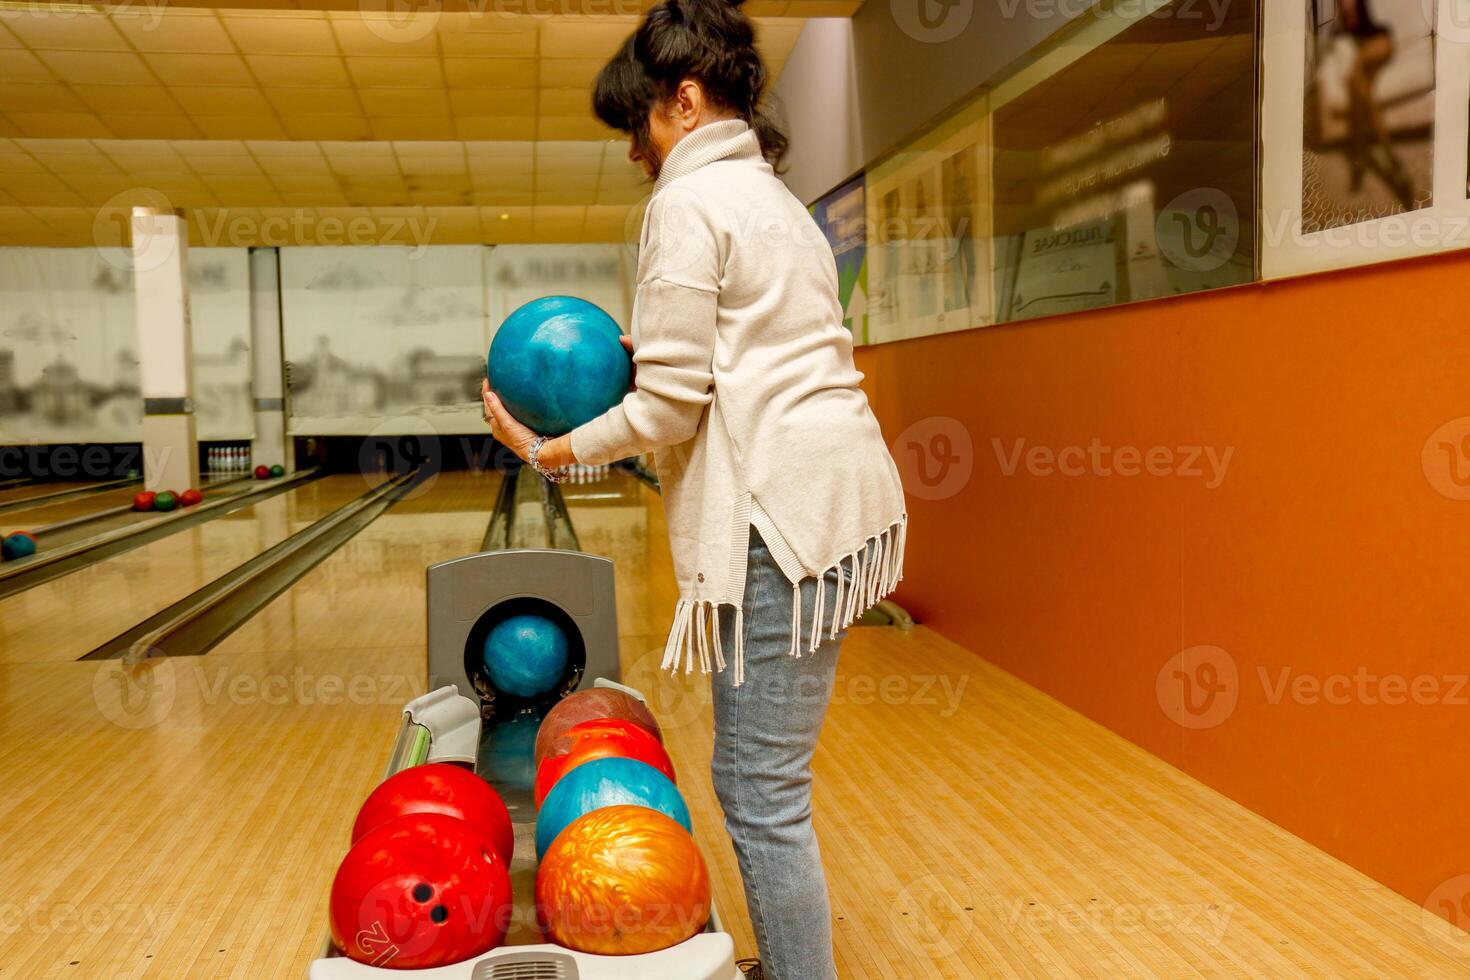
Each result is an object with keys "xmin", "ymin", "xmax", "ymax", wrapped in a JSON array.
[{"xmin": 528, "ymin": 436, "xmax": 568, "ymax": 484}]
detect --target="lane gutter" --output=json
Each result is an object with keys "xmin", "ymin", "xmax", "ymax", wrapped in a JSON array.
[{"xmin": 83, "ymin": 469, "xmax": 421, "ymax": 661}]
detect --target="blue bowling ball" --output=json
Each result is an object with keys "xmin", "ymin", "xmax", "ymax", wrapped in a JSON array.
[
  {"xmin": 1, "ymin": 533, "xmax": 36, "ymax": 561},
  {"xmin": 482, "ymin": 613, "xmax": 570, "ymax": 699},
  {"xmin": 487, "ymin": 295, "xmax": 631, "ymax": 436},
  {"xmin": 535, "ymin": 756, "xmax": 691, "ymax": 859}
]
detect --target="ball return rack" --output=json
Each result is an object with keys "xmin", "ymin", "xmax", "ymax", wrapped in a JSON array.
[{"xmin": 308, "ymin": 472, "xmax": 741, "ymax": 979}]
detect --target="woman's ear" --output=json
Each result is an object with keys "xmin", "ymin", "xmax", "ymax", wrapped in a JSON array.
[{"xmin": 674, "ymin": 79, "xmax": 704, "ymax": 130}]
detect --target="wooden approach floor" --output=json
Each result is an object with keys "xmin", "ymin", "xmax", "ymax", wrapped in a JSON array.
[{"xmin": 0, "ymin": 469, "xmax": 1465, "ymax": 978}]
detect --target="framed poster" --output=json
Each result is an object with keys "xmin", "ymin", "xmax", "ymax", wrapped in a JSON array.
[
  {"xmin": 864, "ymin": 92, "xmax": 992, "ymax": 345},
  {"xmin": 1262, "ymin": 0, "xmax": 1470, "ymax": 278},
  {"xmin": 809, "ymin": 176, "xmax": 869, "ymax": 344},
  {"xmin": 989, "ymin": 0, "xmax": 1256, "ymax": 322}
]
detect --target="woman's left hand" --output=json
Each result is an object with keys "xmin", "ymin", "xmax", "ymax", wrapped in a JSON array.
[{"xmin": 482, "ymin": 379, "xmax": 540, "ymax": 462}]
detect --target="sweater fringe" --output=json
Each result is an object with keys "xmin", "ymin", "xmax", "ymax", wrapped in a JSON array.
[{"xmin": 661, "ymin": 515, "xmax": 908, "ymax": 686}]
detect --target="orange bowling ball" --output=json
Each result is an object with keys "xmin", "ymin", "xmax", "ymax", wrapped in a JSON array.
[
  {"xmin": 533, "ymin": 718, "xmax": 675, "ymax": 809},
  {"xmin": 536, "ymin": 805, "xmax": 710, "ymax": 955}
]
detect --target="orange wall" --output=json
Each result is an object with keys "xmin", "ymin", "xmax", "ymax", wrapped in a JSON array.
[{"xmin": 855, "ymin": 248, "xmax": 1470, "ymax": 913}]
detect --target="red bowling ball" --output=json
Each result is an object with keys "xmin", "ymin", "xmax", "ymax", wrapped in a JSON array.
[
  {"xmin": 533, "ymin": 718, "xmax": 676, "ymax": 809},
  {"xmin": 534, "ymin": 688, "xmax": 662, "ymax": 770},
  {"xmin": 179, "ymin": 488, "xmax": 203, "ymax": 507},
  {"xmin": 254, "ymin": 464, "xmax": 270, "ymax": 479},
  {"xmin": 353, "ymin": 763, "xmax": 514, "ymax": 866},
  {"xmin": 330, "ymin": 812, "xmax": 512, "ymax": 970},
  {"xmin": 132, "ymin": 491, "xmax": 156, "ymax": 512}
]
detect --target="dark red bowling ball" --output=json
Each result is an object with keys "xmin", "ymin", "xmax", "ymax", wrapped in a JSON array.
[
  {"xmin": 178, "ymin": 488, "xmax": 203, "ymax": 507},
  {"xmin": 353, "ymin": 763, "xmax": 514, "ymax": 866},
  {"xmin": 533, "ymin": 688, "xmax": 662, "ymax": 770},
  {"xmin": 330, "ymin": 812, "xmax": 512, "ymax": 969},
  {"xmin": 254, "ymin": 464, "xmax": 270, "ymax": 480},
  {"xmin": 132, "ymin": 491, "xmax": 156, "ymax": 511}
]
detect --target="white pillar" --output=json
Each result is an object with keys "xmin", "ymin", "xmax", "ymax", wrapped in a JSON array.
[
  {"xmin": 132, "ymin": 207, "xmax": 200, "ymax": 494},
  {"xmin": 249, "ymin": 247, "xmax": 289, "ymax": 473}
]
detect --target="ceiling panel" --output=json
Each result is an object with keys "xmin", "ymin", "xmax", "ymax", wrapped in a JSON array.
[{"xmin": 0, "ymin": 4, "xmax": 831, "ymax": 244}]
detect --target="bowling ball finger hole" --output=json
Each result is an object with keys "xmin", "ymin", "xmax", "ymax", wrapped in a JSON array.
[
  {"xmin": 412, "ymin": 883, "xmax": 434, "ymax": 903},
  {"xmin": 430, "ymin": 905, "xmax": 449, "ymax": 924}
]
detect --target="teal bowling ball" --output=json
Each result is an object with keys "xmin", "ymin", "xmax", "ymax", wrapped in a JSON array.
[
  {"xmin": 1, "ymin": 533, "xmax": 35, "ymax": 561},
  {"xmin": 481, "ymin": 613, "xmax": 569, "ymax": 699},
  {"xmin": 481, "ymin": 709, "xmax": 541, "ymax": 794},
  {"xmin": 535, "ymin": 756, "xmax": 691, "ymax": 859},
  {"xmin": 487, "ymin": 296, "xmax": 631, "ymax": 436}
]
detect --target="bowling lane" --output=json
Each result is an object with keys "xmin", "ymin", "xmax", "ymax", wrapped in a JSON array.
[
  {"xmin": 208, "ymin": 468, "xmax": 504, "ymax": 657},
  {"xmin": 0, "ymin": 474, "xmax": 384, "ymax": 666},
  {"xmin": 8, "ymin": 475, "xmax": 254, "ymax": 551},
  {"xmin": 1, "ymin": 482, "xmax": 147, "ymax": 531},
  {"xmin": 0, "ymin": 479, "xmax": 120, "ymax": 509}
]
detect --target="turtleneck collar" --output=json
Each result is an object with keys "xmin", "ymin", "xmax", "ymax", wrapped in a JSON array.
[{"xmin": 653, "ymin": 118, "xmax": 763, "ymax": 193}]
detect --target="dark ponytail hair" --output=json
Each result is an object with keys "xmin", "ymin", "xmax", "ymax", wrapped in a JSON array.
[{"xmin": 593, "ymin": 0, "xmax": 788, "ymax": 169}]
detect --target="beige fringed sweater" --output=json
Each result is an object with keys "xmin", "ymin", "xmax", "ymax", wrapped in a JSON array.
[{"xmin": 570, "ymin": 120, "xmax": 907, "ymax": 684}]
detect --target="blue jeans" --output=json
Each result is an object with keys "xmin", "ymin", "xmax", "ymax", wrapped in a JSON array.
[{"xmin": 712, "ymin": 529, "xmax": 844, "ymax": 980}]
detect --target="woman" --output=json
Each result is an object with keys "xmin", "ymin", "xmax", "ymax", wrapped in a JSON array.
[
  {"xmin": 1336, "ymin": 0, "xmax": 1409, "ymax": 204},
  {"xmin": 483, "ymin": 0, "xmax": 906, "ymax": 975}
]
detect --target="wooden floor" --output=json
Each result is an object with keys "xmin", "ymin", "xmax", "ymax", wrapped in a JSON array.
[{"xmin": 0, "ymin": 469, "xmax": 1464, "ymax": 978}]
